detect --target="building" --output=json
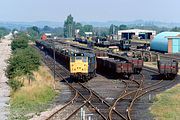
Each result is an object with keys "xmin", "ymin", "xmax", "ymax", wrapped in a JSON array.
[
  {"xmin": 45, "ymin": 33, "xmax": 52, "ymax": 38},
  {"xmin": 85, "ymin": 32, "xmax": 93, "ymax": 37},
  {"xmin": 150, "ymin": 32, "xmax": 180, "ymax": 53},
  {"xmin": 4, "ymin": 33, "xmax": 13, "ymax": 40},
  {"xmin": 118, "ymin": 29, "xmax": 156, "ymax": 40}
]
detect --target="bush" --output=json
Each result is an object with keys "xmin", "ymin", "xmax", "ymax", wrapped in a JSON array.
[
  {"xmin": 8, "ymin": 79, "xmax": 23, "ymax": 91},
  {"xmin": 7, "ymin": 47, "xmax": 41, "ymax": 79},
  {"xmin": 11, "ymin": 33, "xmax": 29, "ymax": 51}
]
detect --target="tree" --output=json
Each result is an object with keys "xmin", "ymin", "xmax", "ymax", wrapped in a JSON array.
[
  {"xmin": 0, "ymin": 27, "xmax": 10, "ymax": 39},
  {"xmin": 42, "ymin": 26, "xmax": 53, "ymax": 32},
  {"xmin": 75, "ymin": 22, "xmax": 84, "ymax": 36},
  {"xmin": 83, "ymin": 25, "xmax": 93, "ymax": 32},
  {"xmin": 64, "ymin": 14, "xmax": 76, "ymax": 38},
  {"xmin": 27, "ymin": 26, "xmax": 40, "ymax": 40},
  {"xmin": 94, "ymin": 27, "xmax": 109, "ymax": 37},
  {"xmin": 109, "ymin": 24, "xmax": 118, "ymax": 35},
  {"xmin": 171, "ymin": 27, "xmax": 180, "ymax": 32},
  {"xmin": 7, "ymin": 47, "xmax": 41, "ymax": 79},
  {"xmin": 119, "ymin": 24, "xmax": 128, "ymax": 30},
  {"xmin": 31, "ymin": 26, "xmax": 40, "ymax": 34},
  {"xmin": 75, "ymin": 22, "xmax": 83, "ymax": 30},
  {"xmin": 75, "ymin": 23, "xmax": 94, "ymax": 37},
  {"xmin": 52, "ymin": 27, "xmax": 64, "ymax": 37},
  {"xmin": 11, "ymin": 32, "xmax": 29, "ymax": 51}
]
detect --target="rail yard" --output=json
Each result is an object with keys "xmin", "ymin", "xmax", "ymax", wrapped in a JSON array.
[
  {"xmin": 1, "ymin": 1, "xmax": 180, "ymax": 120},
  {"xmin": 31, "ymin": 37, "xmax": 180, "ymax": 120}
]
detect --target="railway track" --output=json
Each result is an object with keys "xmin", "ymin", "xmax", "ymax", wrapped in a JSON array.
[
  {"xmin": 37, "ymin": 47, "xmax": 126, "ymax": 120},
  {"xmin": 44, "ymin": 55, "xmax": 131, "ymax": 120},
  {"xmin": 34, "ymin": 44, "xmax": 177, "ymax": 120},
  {"xmin": 109, "ymin": 74, "xmax": 144, "ymax": 120},
  {"xmin": 128, "ymin": 69, "xmax": 176, "ymax": 120},
  {"xmin": 109, "ymin": 68, "xmax": 176, "ymax": 120}
]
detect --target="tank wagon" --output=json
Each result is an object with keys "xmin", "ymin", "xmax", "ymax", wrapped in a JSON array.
[
  {"xmin": 157, "ymin": 60, "xmax": 178, "ymax": 78},
  {"xmin": 96, "ymin": 51, "xmax": 134, "ymax": 78},
  {"xmin": 35, "ymin": 40, "xmax": 96, "ymax": 81}
]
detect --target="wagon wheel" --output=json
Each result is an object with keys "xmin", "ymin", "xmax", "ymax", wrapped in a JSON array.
[
  {"xmin": 143, "ymin": 56, "xmax": 149, "ymax": 62},
  {"xmin": 127, "ymin": 74, "xmax": 131, "ymax": 79}
]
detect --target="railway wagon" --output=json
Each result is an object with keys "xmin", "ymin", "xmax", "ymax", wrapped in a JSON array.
[
  {"xmin": 96, "ymin": 51, "xmax": 134, "ymax": 78},
  {"xmin": 74, "ymin": 38, "xmax": 87, "ymax": 44},
  {"xmin": 157, "ymin": 60, "xmax": 178, "ymax": 78},
  {"xmin": 96, "ymin": 57, "xmax": 134, "ymax": 78},
  {"xmin": 128, "ymin": 58, "xmax": 143, "ymax": 73},
  {"xmin": 108, "ymin": 53, "xmax": 143, "ymax": 74},
  {"xmin": 119, "ymin": 40, "xmax": 131, "ymax": 50},
  {"xmin": 55, "ymin": 48, "xmax": 70, "ymax": 69},
  {"xmin": 95, "ymin": 38, "xmax": 110, "ymax": 47},
  {"xmin": 35, "ymin": 40, "xmax": 53, "ymax": 56}
]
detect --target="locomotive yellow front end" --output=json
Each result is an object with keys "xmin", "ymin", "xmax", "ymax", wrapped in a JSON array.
[{"xmin": 70, "ymin": 53, "xmax": 89, "ymax": 80}]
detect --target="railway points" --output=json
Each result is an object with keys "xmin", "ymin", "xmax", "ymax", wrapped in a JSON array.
[
  {"xmin": 3, "ymin": 2, "xmax": 180, "ymax": 119},
  {"xmin": 30, "ymin": 38, "xmax": 180, "ymax": 120}
]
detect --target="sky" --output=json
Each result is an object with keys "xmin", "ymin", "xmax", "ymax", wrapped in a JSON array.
[{"xmin": 0, "ymin": 0, "xmax": 179, "ymax": 22}]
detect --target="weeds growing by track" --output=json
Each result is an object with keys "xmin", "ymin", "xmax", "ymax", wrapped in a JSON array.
[
  {"xmin": 9, "ymin": 65, "xmax": 57, "ymax": 120},
  {"xmin": 150, "ymin": 84, "xmax": 180, "ymax": 120}
]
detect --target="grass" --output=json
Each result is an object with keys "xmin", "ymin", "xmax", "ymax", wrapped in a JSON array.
[
  {"xmin": 150, "ymin": 84, "xmax": 180, "ymax": 120},
  {"xmin": 9, "ymin": 65, "xmax": 57, "ymax": 120}
]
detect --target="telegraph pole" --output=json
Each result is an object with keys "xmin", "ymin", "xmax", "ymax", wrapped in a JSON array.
[{"xmin": 53, "ymin": 40, "xmax": 56, "ymax": 89}]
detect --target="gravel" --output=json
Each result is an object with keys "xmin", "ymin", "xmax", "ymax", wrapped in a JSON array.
[{"xmin": 0, "ymin": 39, "xmax": 11, "ymax": 120}]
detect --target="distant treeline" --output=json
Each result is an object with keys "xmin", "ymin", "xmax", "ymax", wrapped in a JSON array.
[
  {"xmin": 2, "ymin": 15, "xmax": 180, "ymax": 39},
  {"xmin": 19, "ymin": 24, "xmax": 180, "ymax": 39},
  {"xmin": 0, "ymin": 27, "xmax": 10, "ymax": 38}
]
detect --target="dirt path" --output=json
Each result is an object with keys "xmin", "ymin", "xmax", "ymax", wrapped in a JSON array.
[{"xmin": 0, "ymin": 39, "xmax": 11, "ymax": 120}]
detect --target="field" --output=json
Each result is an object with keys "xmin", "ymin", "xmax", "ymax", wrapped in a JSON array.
[
  {"xmin": 9, "ymin": 65, "xmax": 57, "ymax": 120},
  {"xmin": 150, "ymin": 84, "xmax": 180, "ymax": 120}
]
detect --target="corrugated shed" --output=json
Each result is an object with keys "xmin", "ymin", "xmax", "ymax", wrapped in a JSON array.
[{"xmin": 150, "ymin": 32, "xmax": 180, "ymax": 52}]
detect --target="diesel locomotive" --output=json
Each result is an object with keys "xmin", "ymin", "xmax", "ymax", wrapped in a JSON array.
[{"xmin": 35, "ymin": 40, "xmax": 96, "ymax": 81}]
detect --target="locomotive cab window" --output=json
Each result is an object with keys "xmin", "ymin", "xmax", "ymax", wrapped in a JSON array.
[
  {"xmin": 82, "ymin": 57, "xmax": 87, "ymax": 62},
  {"xmin": 71, "ymin": 57, "xmax": 75, "ymax": 62},
  {"xmin": 76, "ymin": 57, "xmax": 82, "ymax": 60},
  {"xmin": 88, "ymin": 57, "xmax": 92, "ymax": 62},
  {"xmin": 88, "ymin": 57, "xmax": 95, "ymax": 63}
]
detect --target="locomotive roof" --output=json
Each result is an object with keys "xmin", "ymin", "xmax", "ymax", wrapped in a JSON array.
[{"xmin": 71, "ymin": 52, "xmax": 95, "ymax": 57}]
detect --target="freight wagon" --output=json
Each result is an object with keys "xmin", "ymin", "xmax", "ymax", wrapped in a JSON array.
[
  {"xmin": 95, "ymin": 38, "xmax": 110, "ymax": 47},
  {"xmin": 96, "ymin": 51, "xmax": 134, "ymax": 78},
  {"xmin": 157, "ymin": 60, "xmax": 178, "ymax": 79},
  {"xmin": 108, "ymin": 53, "xmax": 143, "ymax": 73},
  {"xmin": 119, "ymin": 40, "xmax": 131, "ymax": 50},
  {"xmin": 74, "ymin": 37, "xmax": 132, "ymax": 50}
]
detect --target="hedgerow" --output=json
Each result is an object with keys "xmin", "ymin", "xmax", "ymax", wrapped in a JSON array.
[{"xmin": 7, "ymin": 32, "xmax": 41, "ymax": 91}]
